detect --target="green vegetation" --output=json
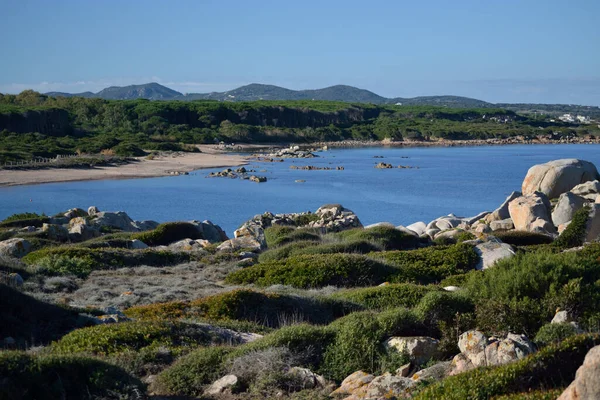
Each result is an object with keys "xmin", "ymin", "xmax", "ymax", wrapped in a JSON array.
[
  {"xmin": 492, "ymin": 230, "xmax": 554, "ymax": 246},
  {"xmin": 131, "ymin": 221, "xmax": 202, "ymax": 246},
  {"xmin": 264, "ymin": 226, "xmax": 321, "ymax": 248},
  {"xmin": 331, "ymin": 226, "xmax": 419, "ymax": 250},
  {"xmin": 2, "ymin": 90, "xmax": 598, "ymax": 163},
  {"xmin": 534, "ymin": 322, "xmax": 579, "ymax": 347},
  {"xmin": 0, "ymin": 212, "xmax": 49, "ymax": 228},
  {"xmin": 330, "ymin": 283, "xmax": 439, "ymax": 309},
  {"xmin": 554, "ymin": 206, "xmax": 589, "ymax": 249},
  {"xmin": 0, "ymin": 351, "xmax": 143, "ymax": 400},
  {"xmin": 414, "ymin": 334, "xmax": 600, "ymax": 400}
]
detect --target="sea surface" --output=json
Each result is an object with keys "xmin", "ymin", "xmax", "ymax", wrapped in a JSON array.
[{"xmin": 1, "ymin": 144, "xmax": 599, "ymax": 236}]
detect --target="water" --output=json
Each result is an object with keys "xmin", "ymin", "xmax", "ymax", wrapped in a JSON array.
[{"xmin": 1, "ymin": 144, "xmax": 599, "ymax": 235}]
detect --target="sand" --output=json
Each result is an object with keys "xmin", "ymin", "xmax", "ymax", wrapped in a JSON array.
[{"xmin": 0, "ymin": 146, "xmax": 250, "ymax": 187}]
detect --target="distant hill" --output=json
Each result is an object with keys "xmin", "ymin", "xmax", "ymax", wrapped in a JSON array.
[{"xmin": 41, "ymin": 82, "xmax": 600, "ymax": 115}]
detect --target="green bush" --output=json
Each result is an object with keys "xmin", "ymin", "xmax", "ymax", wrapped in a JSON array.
[
  {"xmin": 372, "ymin": 244, "xmax": 479, "ymax": 284},
  {"xmin": 258, "ymin": 240, "xmax": 380, "ymax": 263},
  {"xmin": 321, "ymin": 308, "xmax": 424, "ymax": 381},
  {"xmin": 554, "ymin": 206, "xmax": 589, "ymax": 249},
  {"xmin": 264, "ymin": 225, "xmax": 296, "ymax": 247},
  {"xmin": 0, "ymin": 284, "xmax": 93, "ymax": 345},
  {"xmin": 259, "ymin": 240, "xmax": 324, "ymax": 263},
  {"xmin": 0, "ymin": 214, "xmax": 49, "ymax": 228},
  {"xmin": 51, "ymin": 321, "xmax": 219, "ymax": 356},
  {"xmin": 492, "ymin": 230, "xmax": 554, "ymax": 246},
  {"xmin": 534, "ymin": 322, "xmax": 579, "ymax": 347},
  {"xmin": 332, "ymin": 226, "xmax": 419, "ymax": 251},
  {"xmin": 23, "ymin": 246, "xmax": 194, "ymax": 277},
  {"xmin": 132, "ymin": 222, "xmax": 203, "ymax": 246},
  {"xmin": 225, "ymin": 253, "xmax": 396, "ymax": 288},
  {"xmin": 0, "ymin": 351, "xmax": 143, "ymax": 400},
  {"xmin": 112, "ymin": 142, "xmax": 146, "ymax": 156},
  {"xmin": 330, "ymin": 283, "xmax": 439, "ymax": 310},
  {"xmin": 414, "ymin": 334, "xmax": 600, "ymax": 400},
  {"xmin": 492, "ymin": 389, "xmax": 564, "ymax": 400}
]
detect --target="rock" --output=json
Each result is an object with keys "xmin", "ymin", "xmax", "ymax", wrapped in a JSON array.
[
  {"xmin": 312, "ymin": 204, "xmax": 362, "ymax": 232},
  {"xmin": 1, "ymin": 272, "xmax": 24, "ymax": 286},
  {"xmin": 396, "ymin": 363, "xmax": 412, "ymax": 378},
  {"xmin": 375, "ymin": 162, "xmax": 394, "ymax": 169},
  {"xmin": 330, "ymin": 371, "xmax": 375, "ymax": 397},
  {"xmin": 428, "ymin": 214, "xmax": 464, "ymax": 231},
  {"xmin": 365, "ymin": 222, "xmax": 396, "ymax": 229},
  {"xmin": 69, "ymin": 223, "xmax": 100, "ymax": 241},
  {"xmin": 571, "ymin": 180, "xmax": 600, "ymax": 199},
  {"xmin": 508, "ymin": 192, "xmax": 556, "ymax": 234},
  {"xmin": 287, "ymin": 367, "xmax": 328, "ymax": 389},
  {"xmin": 474, "ymin": 240, "xmax": 515, "ymax": 270},
  {"xmin": 473, "ymin": 223, "xmax": 492, "ymax": 234},
  {"xmin": 585, "ymin": 204, "xmax": 600, "ymax": 242},
  {"xmin": 406, "ymin": 221, "xmax": 427, "ymax": 236},
  {"xmin": 133, "ymin": 220, "xmax": 160, "ymax": 231},
  {"xmin": 191, "ymin": 220, "xmax": 228, "ymax": 243},
  {"xmin": 237, "ymin": 257, "xmax": 255, "ymax": 267},
  {"xmin": 385, "ymin": 336, "xmax": 441, "ymax": 365},
  {"xmin": 363, "ymin": 373, "xmax": 414, "ymax": 398},
  {"xmin": 552, "ymin": 192, "xmax": 587, "ymax": 226},
  {"xmin": 434, "ymin": 229, "xmax": 465, "ymax": 242},
  {"xmin": 169, "ymin": 239, "xmax": 210, "ymax": 252},
  {"xmin": 522, "ymin": 159, "xmax": 600, "ymax": 199},
  {"xmin": 411, "ymin": 361, "xmax": 451, "ymax": 382},
  {"xmin": 552, "ymin": 310, "xmax": 573, "ymax": 324},
  {"xmin": 88, "ymin": 206, "xmax": 100, "ymax": 216},
  {"xmin": 396, "ymin": 225, "xmax": 419, "ymax": 237},
  {"xmin": 204, "ymin": 374, "xmax": 240, "ymax": 396},
  {"xmin": 490, "ymin": 218, "xmax": 514, "ymax": 231},
  {"xmin": 443, "ymin": 286, "xmax": 460, "ymax": 292},
  {"xmin": 90, "ymin": 211, "xmax": 137, "ymax": 232},
  {"xmin": 49, "ymin": 216, "xmax": 69, "ymax": 225},
  {"xmin": 458, "ymin": 330, "xmax": 489, "ymax": 356},
  {"xmin": 64, "ymin": 208, "xmax": 88, "ymax": 219},
  {"xmin": 0, "ymin": 238, "xmax": 31, "ymax": 258},
  {"xmin": 485, "ymin": 191, "xmax": 522, "ymax": 222},
  {"xmin": 42, "ymin": 223, "xmax": 69, "ymax": 241},
  {"xmin": 558, "ymin": 345, "xmax": 600, "ymax": 400},
  {"xmin": 129, "ymin": 239, "xmax": 148, "ymax": 249},
  {"xmin": 249, "ymin": 175, "xmax": 267, "ymax": 183},
  {"xmin": 68, "ymin": 216, "xmax": 88, "ymax": 228},
  {"xmin": 217, "ymin": 236, "xmax": 263, "ymax": 253},
  {"xmin": 465, "ymin": 211, "xmax": 491, "ymax": 226}
]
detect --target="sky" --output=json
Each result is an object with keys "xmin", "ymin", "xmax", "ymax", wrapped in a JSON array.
[{"xmin": 1, "ymin": 0, "xmax": 599, "ymax": 105}]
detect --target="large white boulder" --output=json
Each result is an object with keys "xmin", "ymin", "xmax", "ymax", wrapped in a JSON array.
[
  {"xmin": 508, "ymin": 192, "xmax": 555, "ymax": 234},
  {"xmin": 385, "ymin": 336, "xmax": 441, "ymax": 365},
  {"xmin": 558, "ymin": 345, "xmax": 600, "ymax": 400},
  {"xmin": 522, "ymin": 159, "xmax": 600, "ymax": 199},
  {"xmin": 552, "ymin": 192, "xmax": 587, "ymax": 226},
  {"xmin": 0, "ymin": 238, "xmax": 31, "ymax": 258},
  {"xmin": 474, "ymin": 240, "xmax": 515, "ymax": 270},
  {"xmin": 486, "ymin": 191, "xmax": 522, "ymax": 223}
]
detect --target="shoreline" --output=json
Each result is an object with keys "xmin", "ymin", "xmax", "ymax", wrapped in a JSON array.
[
  {"xmin": 2, "ymin": 138, "xmax": 600, "ymax": 188},
  {"xmin": 0, "ymin": 146, "xmax": 249, "ymax": 188}
]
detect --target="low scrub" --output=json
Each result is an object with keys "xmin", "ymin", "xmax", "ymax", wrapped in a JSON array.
[
  {"xmin": 371, "ymin": 243, "xmax": 479, "ymax": 284},
  {"xmin": 126, "ymin": 289, "xmax": 357, "ymax": 327},
  {"xmin": 22, "ymin": 246, "xmax": 194, "ymax": 277},
  {"xmin": 330, "ymin": 283, "xmax": 439, "ymax": 309},
  {"xmin": 225, "ymin": 253, "xmax": 396, "ymax": 288},
  {"xmin": 51, "ymin": 321, "xmax": 220, "ymax": 356},
  {"xmin": 259, "ymin": 240, "xmax": 379, "ymax": 262},
  {"xmin": 0, "ymin": 351, "xmax": 143, "ymax": 400},
  {"xmin": 331, "ymin": 226, "xmax": 419, "ymax": 250},
  {"xmin": 493, "ymin": 230, "xmax": 554, "ymax": 246},
  {"xmin": 132, "ymin": 222, "xmax": 203, "ymax": 246},
  {"xmin": 534, "ymin": 322, "xmax": 579, "ymax": 347},
  {"xmin": 0, "ymin": 213, "xmax": 49, "ymax": 228},
  {"xmin": 258, "ymin": 240, "xmax": 322, "ymax": 263},
  {"xmin": 554, "ymin": 206, "xmax": 589, "ymax": 249},
  {"xmin": 414, "ymin": 334, "xmax": 600, "ymax": 400}
]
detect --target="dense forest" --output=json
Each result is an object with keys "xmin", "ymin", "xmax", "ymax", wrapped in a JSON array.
[{"xmin": 0, "ymin": 90, "xmax": 598, "ymax": 163}]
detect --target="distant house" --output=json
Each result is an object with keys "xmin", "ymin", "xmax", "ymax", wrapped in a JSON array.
[{"xmin": 558, "ymin": 113, "xmax": 575, "ymax": 123}]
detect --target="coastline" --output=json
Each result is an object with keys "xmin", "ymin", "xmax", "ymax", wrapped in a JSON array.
[{"xmin": 0, "ymin": 146, "xmax": 249, "ymax": 188}]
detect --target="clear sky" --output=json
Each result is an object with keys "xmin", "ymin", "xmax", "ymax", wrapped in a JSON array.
[{"xmin": 2, "ymin": 0, "xmax": 599, "ymax": 105}]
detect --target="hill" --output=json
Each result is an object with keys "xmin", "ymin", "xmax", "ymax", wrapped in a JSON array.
[{"xmin": 95, "ymin": 82, "xmax": 182, "ymax": 100}]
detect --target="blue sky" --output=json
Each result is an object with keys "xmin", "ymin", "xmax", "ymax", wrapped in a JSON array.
[{"xmin": 1, "ymin": 0, "xmax": 599, "ymax": 104}]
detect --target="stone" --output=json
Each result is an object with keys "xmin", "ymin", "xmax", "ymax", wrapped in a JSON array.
[
  {"xmin": 42, "ymin": 223, "xmax": 69, "ymax": 241},
  {"xmin": 88, "ymin": 206, "xmax": 100, "ymax": 216},
  {"xmin": 552, "ymin": 310, "xmax": 573, "ymax": 324},
  {"xmin": 362, "ymin": 373, "xmax": 414, "ymax": 398},
  {"xmin": 474, "ymin": 240, "xmax": 515, "ymax": 270},
  {"xmin": 375, "ymin": 162, "xmax": 394, "ymax": 169},
  {"xmin": 90, "ymin": 211, "xmax": 137, "ymax": 232},
  {"xmin": 558, "ymin": 345, "xmax": 600, "ymax": 400},
  {"xmin": 287, "ymin": 367, "xmax": 328, "ymax": 389},
  {"xmin": 396, "ymin": 363, "xmax": 412, "ymax": 377},
  {"xmin": 411, "ymin": 361, "xmax": 451, "ymax": 382},
  {"xmin": 552, "ymin": 192, "xmax": 587, "ymax": 226},
  {"xmin": 443, "ymin": 286, "xmax": 460, "ymax": 292},
  {"xmin": 385, "ymin": 336, "xmax": 441, "ymax": 365},
  {"xmin": 522, "ymin": 159, "xmax": 600, "ymax": 199},
  {"xmin": 217, "ymin": 236, "xmax": 263, "ymax": 253},
  {"xmin": 69, "ymin": 223, "xmax": 100, "ymax": 241},
  {"xmin": 465, "ymin": 211, "xmax": 492, "ymax": 226},
  {"xmin": 434, "ymin": 229, "xmax": 465, "ymax": 242},
  {"xmin": 396, "ymin": 225, "xmax": 419, "ymax": 237},
  {"xmin": 204, "ymin": 374, "xmax": 240, "ymax": 396},
  {"xmin": 133, "ymin": 220, "xmax": 160, "ymax": 231},
  {"xmin": 129, "ymin": 239, "xmax": 148, "ymax": 249},
  {"xmin": 64, "ymin": 208, "xmax": 88, "ymax": 219},
  {"xmin": 330, "ymin": 371, "xmax": 375, "ymax": 397},
  {"xmin": 473, "ymin": 223, "xmax": 492, "ymax": 234},
  {"xmin": 200, "ymin": 220, "xmax": 228, "ymax": 243},
  {"xmin": 585, "ymin": 204, "xmax": 600, "ymax": 242},
  {"xmin": 406, "ymin": 221, "xmax": 427, "ymax": 236},
  {"xmin": 169, "ymin": 239, "xmax": 209, "ymax": 252},
  {"xmin": 365, "ymin": 222, "xmax": 396, "ymax": 229},
  {"xmin": 508, "ymin": 192, "xmax": 555, "ymax": 234},
  {"xmin": 68, "ymin": 216, "xmax": 88, "ymax": 228},
  {"xmin": 249, "ymin": 175, "xmax": 267, "ymax": 183},
  {"xmin": 458, "ymin": 330, "xmax": 489, "ymax": 356},
  {"xmin": 571, "ymin": 180, "xmax": 600, "ymax": 198},
  {"xmin": 425, "ymin": 228, "xmax": 440, "ymax": 239},
  {"xmin": 0, "ymin": 238, "xmax": 31, "ymax": 258},
  {"xmin": 490, "ymin": 218, "xmax": 514, "ymax": 231},
  {"xmin": 485, "ymin": 191, "xmax": 522, "ymax": 222},
  {"xmin": 234, "ymin": 223, "xmax": 266, "ymax": 250}
]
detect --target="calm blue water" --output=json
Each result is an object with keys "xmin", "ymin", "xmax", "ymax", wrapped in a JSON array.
[{"xmin": 1, "ymin": 144, "xmax": 599, "ymax": 235}]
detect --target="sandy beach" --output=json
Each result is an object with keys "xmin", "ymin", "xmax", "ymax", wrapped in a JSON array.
[{"xmin": 0, "ymin": 146, "xmax": 250, "ymax": 187}]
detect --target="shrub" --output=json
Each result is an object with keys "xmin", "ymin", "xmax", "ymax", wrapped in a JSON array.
[
  {"xmin": 330, "ymin": 283, "xmax": 439, "ymax": 310},
  {"xmin": 225, "ymin": 254, "xmax": 397, "ymax": 288},
  {"xmin": 258, "ymin": 240, "xmax": 321, "ymax": 263},
  {"xmin": 0, "ymin": 351, "xmax": 143, "ymax": 400},
  {"xmin": 112, "ymin": 142, "xmax": 146, "ymax": 156},
  {"xmin": 492, "ymin": 230, "xmax": 555, "ymax": 246},
  {"xmin": 414, "ymin": 334, "xmax": 600, "ymax": 400},
  {"xmin": 259, "ymin": 240, "xmax": 380, "ymax": 263},
  {"xmin": 534, "ymin": 322, "xmax": 579, "ymax": 347},
  {"xmin": 371, "ymin": 244, "xmax": 479, "ymax": 284},
  {"xmin": 292, "ymin": 213, "xmax": 321, "ymax": 226},
  {"xmin": 51, "ymin": 321, "xmax": 220, "ymax": 356},
  {"xmin": 0, "ymin": 214, "xmax": 49, "ymax": 228},
  {"xmin": 132, "ymin": 222, "xmax": 203, "ymax": 246},
  {"xmin": 492, "ymin": 389, "xmax": 564, "ymax": 400},
  {"xmin": 154, "ymin": 346, "xmax": 233, "ymax": 396},
  {"xmin": 321, "ymin": 308, "xmax": 424, "ymax": 381},
  {"xmin": 439, "ymin": 271, "xmax": 478, "ymax": 287},
  {"xmin": 264, "ymin": 225, "xmax": 295, "ymax": 247},
  {"xmin": 332, "ymin": 226, "xmax": 419, "ymax": 250},
  {"xmin": 554, "ymin": 206, "xmax": 589, "ymax": 249}
]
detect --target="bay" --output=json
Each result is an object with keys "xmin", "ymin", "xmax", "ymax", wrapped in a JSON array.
[{"xmin": 1, "ymin": 144, "xmax": 599, "ymax": 235}]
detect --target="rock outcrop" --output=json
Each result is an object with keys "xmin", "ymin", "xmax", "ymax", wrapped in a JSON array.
[
  {"xmin": 508, "ymin": 192, "xmax": 555, "ymax": 234},
  {"xmin": 558, "ymin": 345, "xmax": 600, "ymax": 400},
  {"xmin": 522, "ymin": 159, "xmax": 600, "ymax": 199},
  {"xmin": 384, "ymin": 336, "xmax": 441, "ymax": 365},
  {"xmin": 0, "ymin": 238, "xmax": 31, "ymax": 258},
  {"xmin": 552, "ymin": 192, "xmax": 587, "ymax": 226},
  {"xmin": 474, "ymin": 240, "xmax": 515, "ymax": 270}
]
